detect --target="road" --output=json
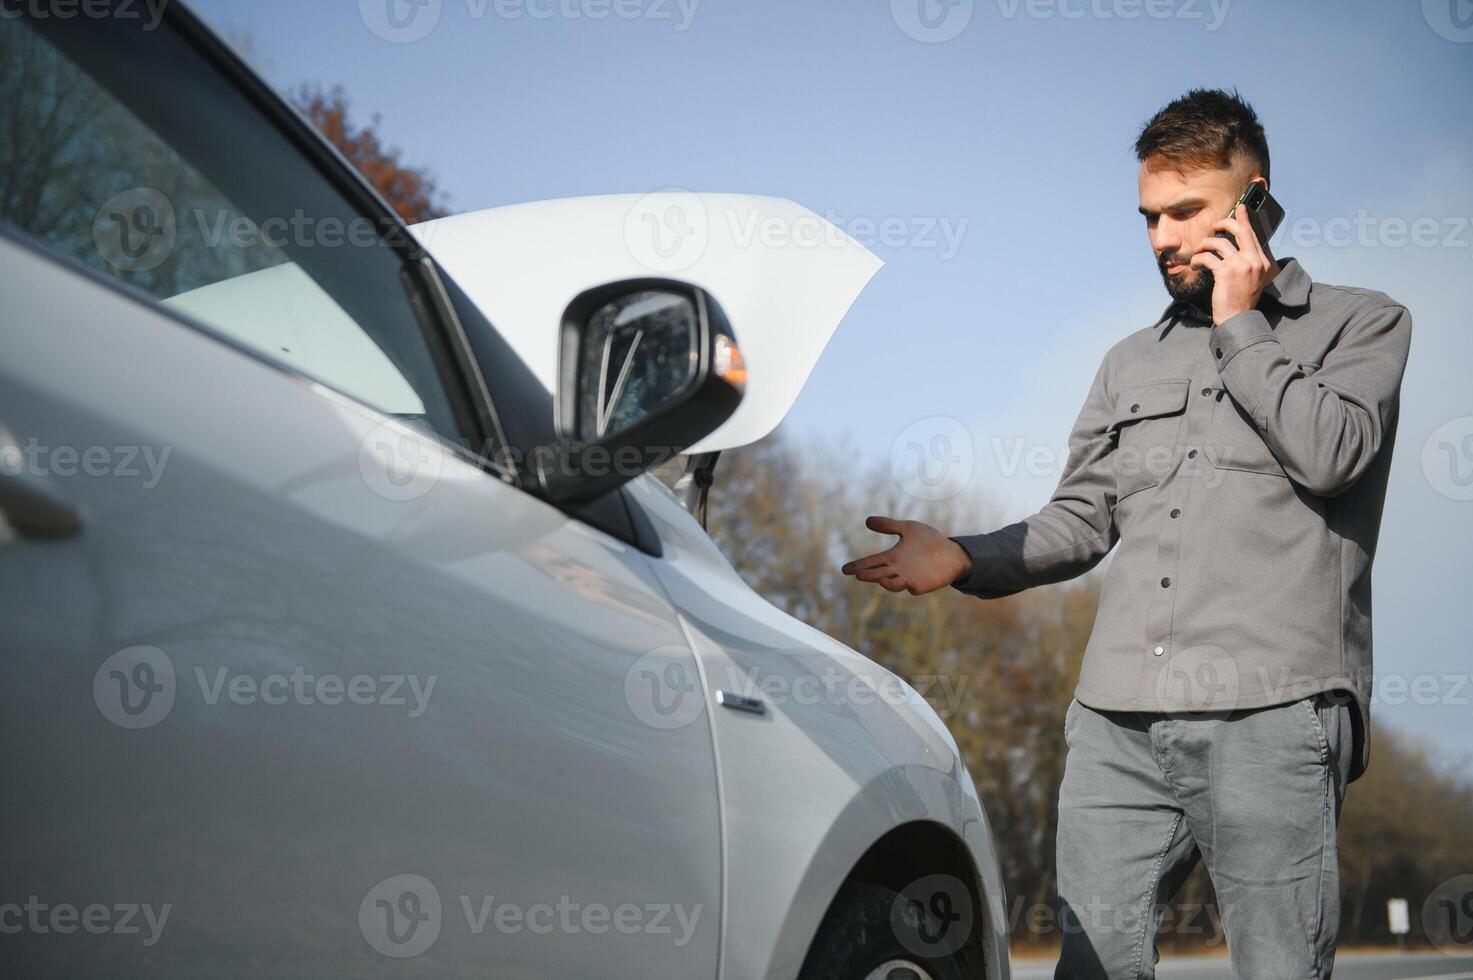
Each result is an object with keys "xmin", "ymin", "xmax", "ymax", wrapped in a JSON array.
[{"xmin": 1011, "ymin": 951, "xmax": 1473, "ymax": 979}]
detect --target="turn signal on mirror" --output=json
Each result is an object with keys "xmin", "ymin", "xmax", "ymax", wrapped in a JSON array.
[{"xmin": 713, "ymin": 335, "xmax": 747, "ymax": 390}]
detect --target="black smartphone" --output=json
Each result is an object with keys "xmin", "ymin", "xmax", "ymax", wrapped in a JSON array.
[{"xmin": 1215, "ymin": 182, "xmax": 1285, "ymax": 248}]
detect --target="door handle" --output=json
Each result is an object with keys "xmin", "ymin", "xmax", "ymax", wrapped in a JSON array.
[{"xmin": 0, "ymin": 471, "xmax": 82, "ymax": 540}]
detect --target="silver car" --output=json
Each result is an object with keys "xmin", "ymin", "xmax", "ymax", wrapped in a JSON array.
[{"xmin": 0, "ymin": 4, "xmax": 1009, "ymax": 978}]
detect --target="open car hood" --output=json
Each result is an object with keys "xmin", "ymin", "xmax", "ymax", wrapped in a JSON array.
[{"xmin": 412, "ymin": 193, "xmax": 882, "ymax": 454}]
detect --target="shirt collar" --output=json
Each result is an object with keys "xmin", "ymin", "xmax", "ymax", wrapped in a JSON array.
[
  {"xmin": 1263, "ymin": 255, "xmax": 1312, "ymax": 308},
  {"xmin": 1152, "ymin": 256, "xmax": 1312, "ymax": 329}
]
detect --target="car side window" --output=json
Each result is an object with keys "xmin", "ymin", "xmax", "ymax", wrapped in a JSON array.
[{"xmin": 0, "ymin": 13, "xmax": 460, "ymax": 441}]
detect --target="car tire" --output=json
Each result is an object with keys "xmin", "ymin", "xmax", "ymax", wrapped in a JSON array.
[{"xmin": 798, "ymin": 880, "xmax": 985, "ymax": 980}]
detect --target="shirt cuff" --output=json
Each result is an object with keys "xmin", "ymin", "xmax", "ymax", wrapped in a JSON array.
[
  {"xmin": 947, "ymin": 533, "xmax": 1003, "ymax": 597},
  {"xmin": 1210, "ymin": 309, "xmax": 1276, "ymax": 371}
]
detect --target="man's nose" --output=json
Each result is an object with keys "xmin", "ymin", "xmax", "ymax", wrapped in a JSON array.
[{"xmin": 1149, "ymin": 220, "xmax": 1180, "ymax": 256}]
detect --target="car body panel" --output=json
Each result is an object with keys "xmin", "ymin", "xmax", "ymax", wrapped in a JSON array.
[{"xmin": 0, "ymin": 237, "xmax": 724, "ymax": 978}]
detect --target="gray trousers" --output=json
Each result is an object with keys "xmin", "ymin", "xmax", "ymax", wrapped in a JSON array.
[{"xmin": 1054, "ymin": 692, "xmax": 1354, "ymax": 979}]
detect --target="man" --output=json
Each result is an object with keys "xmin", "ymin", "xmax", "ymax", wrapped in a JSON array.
[{"xmin": 840, "ymin": 89, "xmax": 1411, "ymax": 978}]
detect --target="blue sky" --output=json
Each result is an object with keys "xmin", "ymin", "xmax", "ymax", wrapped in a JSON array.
[{"xmin": 191, "ymin": 0, "xmax": 1473, "ymax": 767}]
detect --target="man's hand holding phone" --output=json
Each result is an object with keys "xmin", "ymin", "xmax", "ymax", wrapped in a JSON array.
[
  {"xmin": 1191, "ymin": 186, "xmax": 1281, "ymax": 326},
  {"xmin": 839, "ymin": 515, "xmax": 972, "ymax": 595}
]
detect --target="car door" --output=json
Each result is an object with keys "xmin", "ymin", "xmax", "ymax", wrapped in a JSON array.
[{"xmin": 0, "ymin": 9, "xmax": 719, "ymax": 979}]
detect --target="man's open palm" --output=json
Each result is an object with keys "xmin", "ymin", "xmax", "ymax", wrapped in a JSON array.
[{"xmin": 839, "ymin": 516, "xmax": 971, "ymax": 595}]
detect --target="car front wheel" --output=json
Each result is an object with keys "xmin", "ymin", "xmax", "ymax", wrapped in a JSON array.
[{"xmin": 798, "ymin": 880, "xmax": 986, "ymax": 980}]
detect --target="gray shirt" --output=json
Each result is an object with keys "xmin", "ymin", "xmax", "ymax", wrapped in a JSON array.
[{"xmin": 949, "ymin": 257, "xmax": 1411, "ymax": 781}]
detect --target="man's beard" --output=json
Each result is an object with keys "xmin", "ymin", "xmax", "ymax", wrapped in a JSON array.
[{"xmin": 1158, "ymin": 252, "xmax": 1213, "ymax": 314}]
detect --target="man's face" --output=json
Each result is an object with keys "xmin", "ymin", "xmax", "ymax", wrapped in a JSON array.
[{"xmin": 1137, "ymin": 156, "xmax": 1261, "ymax": 309}]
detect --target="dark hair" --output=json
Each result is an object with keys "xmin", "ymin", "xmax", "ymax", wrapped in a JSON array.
[{"xmin": 1134, "ymin": 88, "xmax": 1270, "ymax": 186}]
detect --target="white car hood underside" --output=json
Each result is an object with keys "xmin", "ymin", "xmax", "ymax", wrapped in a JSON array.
[{"xmin": 412, "ymin": 193, "xmax": 883, "ymax": 454}]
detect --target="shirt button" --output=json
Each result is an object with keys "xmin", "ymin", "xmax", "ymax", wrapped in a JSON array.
[
  {"xmin": 1201, "ymin": 387, "xmax": 1212, "ymax": 396},
  {"xmin": 1187, "ymin": 449, "xmax": 1198, "ymax": 459},
  {"xmin": 1215, "ymin": 348, "xmax": 1223, "ymax": 359},
  {"xmin": 1170, "ymin": 508, "xmax": 1181, "ymax": 518},
  {"xmin": 1152, "ymin": 645, "xmax": 1165, "ymax": 656},
  {"xmin": 1161, "ymin": 577, "xmax": 1172, "ymax": 588},
  {"xmin": 1130, "ymin": 403, "xmax": 1140, "ymax": 413}
]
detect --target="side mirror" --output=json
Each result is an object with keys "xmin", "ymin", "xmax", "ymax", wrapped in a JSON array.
[{"xmin": 524, "ymin": 278, "xmax": 746, "ymax": 505}]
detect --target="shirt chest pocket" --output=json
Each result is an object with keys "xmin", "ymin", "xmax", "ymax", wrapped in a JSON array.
[{"xmin": 1107, "ymin": 379, "xmax": 1190, "ymax": 499}]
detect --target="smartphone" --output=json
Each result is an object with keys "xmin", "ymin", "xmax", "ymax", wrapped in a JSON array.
[{"xmin": 1215, "ymin": 182, "xmax": 1285, "ymax": 248}]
